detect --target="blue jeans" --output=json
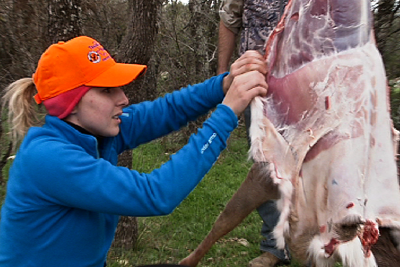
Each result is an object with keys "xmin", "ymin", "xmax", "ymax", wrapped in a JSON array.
[{"xmin": 257, "ymin": 200, "xmax": 290, "ymax": 262}]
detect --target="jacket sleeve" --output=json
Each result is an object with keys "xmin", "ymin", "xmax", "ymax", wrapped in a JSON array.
[
  {"xmin": 116, "ymin": 73, "xmax": 228, "ymax": 152},
  {"xmin": 26, "ymin": 104, "xmax": 238, "ymax": 216},
  {"xmin": 219, "ymin": 0, "xmax": 243, "ymax": 34}
]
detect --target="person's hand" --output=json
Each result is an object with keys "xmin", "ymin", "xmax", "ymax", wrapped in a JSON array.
[
  {"xmin": 222, "ymin": 70, "xmax": 268, "ymax": 116},
  {"xmin": 222, "ymin": 50, "xmax": 268, "ymax": 94}
]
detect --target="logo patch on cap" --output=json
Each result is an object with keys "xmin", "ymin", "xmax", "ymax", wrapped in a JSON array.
[{"xmin": 88, "ymin": 51, "xmax": 101, "ymax": 63}]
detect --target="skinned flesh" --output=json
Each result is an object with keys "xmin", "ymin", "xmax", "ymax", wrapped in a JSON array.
[{"xmin": 180, "ymin": 0, "xmax": 400, "ymax": 266}]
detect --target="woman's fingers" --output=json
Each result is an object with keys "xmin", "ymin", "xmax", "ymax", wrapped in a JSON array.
[
  {"xmin": 230, "ymin": 51, "xmax": 268, "ymax": 77},
  {"xmin": 222, "ymin": 50, "xmax": 267, "ymax": 95},
  {"xmin": 222, "ymin": 71, "xmax": 268, "ymax": 116}
]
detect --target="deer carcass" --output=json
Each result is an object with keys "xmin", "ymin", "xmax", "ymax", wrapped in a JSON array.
[{"xmin": 180, "ymin": 0, "xmax": 400, "ymax": 266}]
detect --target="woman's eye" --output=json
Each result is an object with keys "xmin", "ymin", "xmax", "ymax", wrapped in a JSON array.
[{"xmin": 103, "ymin": 88, "xmax": 111, "ymax": 93}]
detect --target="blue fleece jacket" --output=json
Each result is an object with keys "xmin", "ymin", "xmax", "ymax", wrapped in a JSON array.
[{"xmin": 0, "ymin": 74, "xmax": 238, "ymax": 267}]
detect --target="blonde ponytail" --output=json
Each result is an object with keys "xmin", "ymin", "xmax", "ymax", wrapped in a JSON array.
[{"xmin": 2, "ymin": 78, "xmax": 46, "ymax": 148}]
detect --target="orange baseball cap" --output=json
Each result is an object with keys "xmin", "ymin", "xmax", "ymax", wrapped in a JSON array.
[{"xmin": 33, "ymin": 36, "xmax": 147, "ymax": 104}]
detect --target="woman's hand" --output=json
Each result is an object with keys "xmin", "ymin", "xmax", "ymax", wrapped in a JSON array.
[
  {"xmin": 222, "ymin": 50, "xmax": 268, "ymax": 94},
  {"xmin": 222, "ymin": 70, "xmax": 268, "ymax": 116}
]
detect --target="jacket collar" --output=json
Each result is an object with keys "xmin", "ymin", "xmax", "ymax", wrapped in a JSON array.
[{"xmin": 43, "ymin": 115, "xmax": 100, "ymax": 158}]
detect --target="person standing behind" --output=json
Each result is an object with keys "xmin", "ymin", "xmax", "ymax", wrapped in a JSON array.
[{"xmin": 218, "ymin": 1, "xmax": 290, "ymax": 267}]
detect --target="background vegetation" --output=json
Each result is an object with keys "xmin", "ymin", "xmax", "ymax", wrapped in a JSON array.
[{"xmin": 0, "ymin": 0, "xmax": 399, "ymax": 266}]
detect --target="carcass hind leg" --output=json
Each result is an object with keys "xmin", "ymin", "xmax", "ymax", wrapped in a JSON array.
[
  {"xmin": 371, "ymin": 227, "xmax": 400, "ymax": 267},
  {"xmin": 179, "ymin": 162, "xmax": 280, "ymax": 267}
]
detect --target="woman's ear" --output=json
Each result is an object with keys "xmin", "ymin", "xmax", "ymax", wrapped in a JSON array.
[
  {"xmin": 70, "ymin": 106, "xmax": 78, "ymax": 115},
  {"xmin": 64, "ymin": 104, "xmax": 79, "ymax": 123},
  {"xmin": 69, "ymin": 101, "xmax": 81, "ymax": 116}
]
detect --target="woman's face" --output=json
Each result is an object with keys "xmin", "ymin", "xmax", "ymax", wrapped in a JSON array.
[{"xmin": 66, "ymin": 87, "xmax": 129, "ymax": 137}]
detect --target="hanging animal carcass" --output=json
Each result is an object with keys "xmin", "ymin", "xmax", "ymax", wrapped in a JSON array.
[{"xmin": 180, "ymin": 0, "xmax": 400, "ymax": 266}]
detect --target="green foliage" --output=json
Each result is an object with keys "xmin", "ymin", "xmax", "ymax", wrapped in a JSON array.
[
  {"xmin": 390, "ymin": 78, "xmax": 400, "ymax": 130},
  {"xmin": 373, "ymin": 0, "xmax": 400, "ymax": 79},
  {"xmin": 0, "ymin": 160, "xmax": 11, "ymax": 204},
  {"xmin": 155, "ymin": 0, "xmax": 221, "ymax": 96}
]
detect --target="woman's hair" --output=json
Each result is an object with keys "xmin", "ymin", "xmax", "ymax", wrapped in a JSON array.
[{"xmin": 2, "ymin": 78, "xmax": 46, "ymax": 149}]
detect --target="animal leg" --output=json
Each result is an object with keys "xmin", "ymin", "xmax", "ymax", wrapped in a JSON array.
[
  {"xmin": 180, "ymin": 162, "xmax": 280, "ymax": 267},
  {"xmin": 371, "ymin": 227, "xmax": 400, "ymax": 267}
]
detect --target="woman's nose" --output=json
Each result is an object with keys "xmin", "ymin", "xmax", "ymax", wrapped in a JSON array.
[{"xmin": 116, "ymin": 88, "xmax": 129, "ymax": 107}]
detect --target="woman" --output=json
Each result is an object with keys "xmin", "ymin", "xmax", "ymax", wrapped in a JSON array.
[{"xmin": 0, "ymin": 36, "xmax": 267, "ymax": 266}]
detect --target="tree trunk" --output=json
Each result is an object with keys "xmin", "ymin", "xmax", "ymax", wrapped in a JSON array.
[
  {"xmin": 47, "ymin": 0, "xmax": 83, "ymax": 43},
  {"xmin": 113, "ymin": 0, "xmax": 162, "ymax": 250},
  {"xmin": 112, "ymin": 215, "xmax": 139, "ymax": 250},
  {"xmin": 116, "ymin": 0, "xmax": 160, "ymax": 169}
]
